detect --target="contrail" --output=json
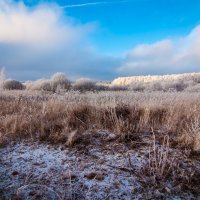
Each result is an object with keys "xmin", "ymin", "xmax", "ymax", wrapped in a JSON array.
[{"xmin": 61, "ymin": 0, "xmax": 131, "ymax": 8}]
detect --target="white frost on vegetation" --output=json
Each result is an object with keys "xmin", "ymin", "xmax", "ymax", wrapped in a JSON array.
[
  {"xmin": 111, "ymin": 72, "xmax": 200, "ymax": 92},
  {"xmin": 112, "ymin": 72, "xmax": 200, "ymax": 86}
]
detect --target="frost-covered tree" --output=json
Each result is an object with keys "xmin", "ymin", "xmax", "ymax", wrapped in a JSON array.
[{"xmin": 0, "ymin": 68, "xmax": 6, "ymax": 89}]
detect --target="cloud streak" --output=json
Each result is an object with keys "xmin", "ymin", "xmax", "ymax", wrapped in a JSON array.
[{"xmin": 61, "ymin": 0, "xmax": 131, "ymax": 8}]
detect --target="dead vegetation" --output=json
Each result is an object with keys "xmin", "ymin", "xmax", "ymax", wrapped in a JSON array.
[
  {"xmin": 137, "ymin": 133, "xmax": 200, "ymax": 198},
  {"xmin": 0, "ymin": 90, "xmax": 200, "ymax": 199},
  {"xmin": 0, "ymin": 90, "xmax": 200, "ymax": 151}
]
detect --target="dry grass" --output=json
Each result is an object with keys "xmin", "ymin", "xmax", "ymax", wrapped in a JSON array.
[
  {"xmin": 0, "ymin": 90, "xmax": 200, "ymax": 151},
  {"xmin": 137, "ymin": 133, "xmax": 200, "ymax": 197},
  {"xmin": 146, "ymin": 134, "xmax": 175, "ymax": 182}
]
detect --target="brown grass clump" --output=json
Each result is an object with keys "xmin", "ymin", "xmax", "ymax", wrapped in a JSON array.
[
  {"xmin": 178, "ymin": 115, "xmax": 200, "ymax": 151},
  {"xmin": 137, "ymin": 134, "xmax": 200, "ymax": 197}
]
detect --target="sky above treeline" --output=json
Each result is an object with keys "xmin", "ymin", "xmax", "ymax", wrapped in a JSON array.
[{"xmin": 0, "ymin": 0, "xmax": 200, "ymax": 80}]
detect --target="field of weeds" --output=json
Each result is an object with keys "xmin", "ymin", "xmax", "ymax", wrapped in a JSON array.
[{"xmin": 0, "ymin": 90, "xmax": 200, "ymax": 199}]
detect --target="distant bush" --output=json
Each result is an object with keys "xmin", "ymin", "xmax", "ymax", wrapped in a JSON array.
[
  {"xmin": 26, "ymin": 73, "xmax": 71, "ymax": 92},
  {"xmin": 92, "ymin": 81, "xmax": 110, "ymax": 91},
  {"xmin": 24, "ymin": 72, "xmax": 200, "ymax": 93},
  {"xmin": 185, "ymin": 84, "xmax": 200, "ymax": 92},
  {"xmin": 108, "ymin": 85, "xmax": 128, "ymax": 91},
  {"xmin": 149, "ymin": 81, "xmax": 163, "ymax": 91},
  {"xmin": 161, "ymin": 80, "xmax": 187, "ymax": 92},
  {"xmin": 3, "ymin": 79, "xmax": 24, "ymax": 90},
  {"xmin": 50, "ymin": 73, "xmax": 71, "ymax": 92},
  {"xmin": 73, "ymin": 78, "xmax": 96, "ymax": 91},
  {"xmin": 26, "ymin": 79, "xmax": 51, "ymax": 91},
  {"xmin": 36, "ymin": 80, "xmax": 51, "ymax": 91},
  {"xmin": 95, "ymin": 85, "xmax": 109, "ymax": 91},
  {"xmin": 129, "ymin": 83, "xmax": 145, "ymax": 92}
]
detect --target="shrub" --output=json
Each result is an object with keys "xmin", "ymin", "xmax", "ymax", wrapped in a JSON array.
[
  {"xmin": 95, "ymin": 81, "xmax": 110, "ymax": 91},
  {"xmin": 95, "ymin": 85, "xmax": 108, "ymax": 91},
  {"xmin": 161, "ymin": 80, "xmax": 187, "ymax": 92},
  {"xmin": 37, "ymin": 80, "xmax": 51, "ymax": 91},
  {"xmin": 185, "ymin": 84, "xmax": 200, "ymax": 92},
  {"xmin": 73, "ymin": 78, "xmax": 96, "ymax": 91},
  {"xmin": 108, "ymin": 85, "xmax": 128, "ymax": 91},
  {"xmin": 129, "ymin": 83, "xmax": 145, "ymax": 92},
  {"xmin": 50, "ymin": 73, "xmax": 71, "ymax": 92},
  {"xmin": 147, "ymin": 81, "xmax": 163, "ymax": 91},
  {"xmin": 26, "ymin": 79, "xmax": 51, "ymax": 91},
  {"xmin": 3, "ymin": 79, "xmax": 24, "ymax": 90},
  {"xmin": 179, "ymin": 115, "xmax": 200, "ymax": 151},
  {"xmin": 26, "ymin": 73, "xmax": 71, "ymax": 92}
]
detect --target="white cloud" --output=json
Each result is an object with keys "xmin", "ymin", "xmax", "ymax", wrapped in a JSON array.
[
  {"xmin": 0, "ymin": 0, "xmax": 118, "ymax": 80},
  {"xmin": 119, "ymin": 25, "xmax": 200, "ymax": 75},
  {"xmin": 0, "ymin": 0, "xmax": 93, "ymax": 47}
]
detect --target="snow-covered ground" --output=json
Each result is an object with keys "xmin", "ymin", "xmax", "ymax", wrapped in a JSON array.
[
  {"xmin": 0, "ymin": 138, "xmax": 144, "ymax": 199},
  {"xmin": 0, "ymin": 131, "xmax": 199, "ymax": 199}
]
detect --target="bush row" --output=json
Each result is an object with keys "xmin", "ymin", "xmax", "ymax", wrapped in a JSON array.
[{"xmin": 1, "ymin": 71, "xmax": 200, "ymax": 92}]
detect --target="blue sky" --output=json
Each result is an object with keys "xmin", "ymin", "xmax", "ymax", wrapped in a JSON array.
[
  {"xmin": 21, "ymin": 0, "xmax": 200, "ymax": 53},
  {"xmin": 72, "ymin": 0, "xmax": 200, "ymax": 54},
  {"xmin": 0, "ymin": 0, "xmax": 200, "ymax": 80}
]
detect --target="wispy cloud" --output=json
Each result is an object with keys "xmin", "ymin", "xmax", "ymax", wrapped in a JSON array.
[{"xmin": 61, "ymin": 0, "xmax": 131, "ymax": 8}]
